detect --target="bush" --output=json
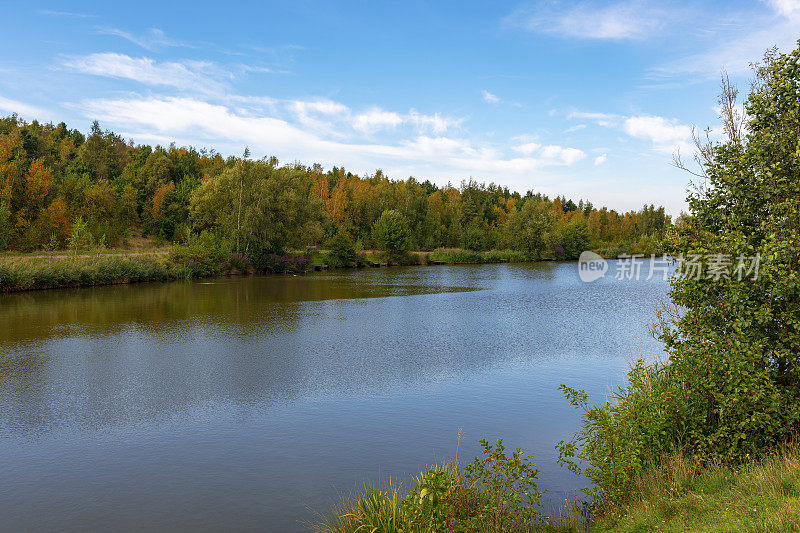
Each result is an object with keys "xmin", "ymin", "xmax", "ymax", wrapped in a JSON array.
[
  {"xmin": 428, "ymin": 248, "xmax": 525, "ymax": 264},
  {"xmin": 557, "ymin": 43, "xmax": 800, "ymax": 516},
  {"xmin": 556, "ymin": 360, "xmax": 688, "ymax": 512},
  {"xmin": 168, "ymin": 230, "xmax": 231, "ymax": 277},
  {"xmin": 251, "ymin": 251, "xmax": 310, "ymax": 273},
  {"xmin": 314, "ymin": 439, "xmax": 547, "ymax": 533},
  {"xmin": 371, "ymin": 210, "xmax": 410, "ymax": 263},
  {"xmin": 326, "ymin": 228, "xmax": 357, "ymax": 267}
]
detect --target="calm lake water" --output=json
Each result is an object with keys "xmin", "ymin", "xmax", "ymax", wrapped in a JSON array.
[{"xmin": 0, "ymin": 262, "xmax": 668, "ymax": 531}]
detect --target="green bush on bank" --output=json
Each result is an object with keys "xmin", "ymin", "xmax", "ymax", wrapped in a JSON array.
[
  {"xmin": 429, "ymin": 248, "xmax": 525, "ymax": 264},
  {"xmin": 313, "ymin": 439, "xmax": 580, "ymax": 533}
]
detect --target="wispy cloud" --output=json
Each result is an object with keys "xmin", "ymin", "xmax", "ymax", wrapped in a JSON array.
[
  {"xmin": 37, "ymin": 9, "xmax": 96, "ymax": 18},
  {"xmin": 482, "ymin": 90, "xmax": 500, "ymax": 104},
  {"xmin": 61, "ymin": 53, "xmax": 229, "ymax": 94},
  {"xmin": 594, "ymin": 153, "xmax": 607, "ymax": 165},
  {"xmin": 505, "ymin": 1, "xmax": 666, "ymax": 40},
  {"xmin": 0, "ymin": 94, "xmax": 48, "ymax": 119},
  {"xmin": 654, "ymin": 20, "xmax": 798, "ymax": 77},
  {"xmin": 94, "ymin": 27, "xmax": 191, "ymax": 51},
  {"xmin": 652, "ymin": 1, "xmax": 799, "ymax": 78}
]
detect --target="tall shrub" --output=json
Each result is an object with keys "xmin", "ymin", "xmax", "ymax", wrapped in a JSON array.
[{"xmin": 371, "ymin": 209, "xmax": 410, "ymax": 263}]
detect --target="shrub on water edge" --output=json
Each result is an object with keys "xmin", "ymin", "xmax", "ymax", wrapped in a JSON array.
[
  {"xmin": 251, "ymin": 250, "xmax": 311, "ymax": 273},
  {"xmin": 556, "ymin": 360, "xmax": 688, "ymax": 513},
  {"xmin": 325, "ymin": 228, "xmax": 358, "ymax": 267},
  {"xmin": 168, "ymin": 230, "xmax": 232, "ymax": 277},
  {"xmin": 313, "ymin": 439, "xmax": 560, "ymax": 533},
  {"xmin": 429, "ymin": 248, "xmax": 526, "ymax": 264},
  {"xmin": 399, "ymin": 251, "xmax": 429, "ymax": 265},
  {"xmin": 429, "ymin": 248, "xmax": 482, "ymax": 263}
]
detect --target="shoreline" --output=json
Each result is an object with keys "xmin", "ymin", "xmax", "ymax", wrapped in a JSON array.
[
  {"xmin": 0, "ymin": 252, "xmax": 543, "ymax": 294},
  {"xmin": 0, "ymin": 248, "xmax": 658, "ymax": 294}
]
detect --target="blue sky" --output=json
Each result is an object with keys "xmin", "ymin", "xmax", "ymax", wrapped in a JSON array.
[{"xmin": 1, "ymin": 1, "xmax": 798, "ymax": 215}]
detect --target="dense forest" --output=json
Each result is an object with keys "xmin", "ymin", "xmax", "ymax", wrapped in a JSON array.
[{"xmin": 0, "ymin": 115, "xmax": 670, "ymax": 259}]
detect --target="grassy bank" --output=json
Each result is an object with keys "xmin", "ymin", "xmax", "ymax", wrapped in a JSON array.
[
  {"xmin": 0, "ymin": 254, "xmax": 183, "ymax": 292},
  {"xmin": 595, "ymin": 445, "xmax": 800, "ymax": 532}
]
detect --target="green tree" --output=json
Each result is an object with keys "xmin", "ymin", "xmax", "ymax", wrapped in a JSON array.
[
  {"xmin": 190, "ymin": 160, "xmax": 324, "ymax": 254},
  {"xmin": 371, "ymin": 209, "xmax": 410, "ymax": 263},
  {"xmin": 326, "ymin": 226, "xmax": 357, "ymax": 267},
  {"xmin": 661, "ymin": 45, "xmax": 800, "ymax": 461},
  {"xmin": 505, "ymin": 200, "xmax": 557, "ymax": 259},
  {"xmin": 557, "ymin": 43, "xmax": 800, "ymax": 511},
  {"xmin": 557, "ymin": 220, "xmax": 590, "ymax": 260}
]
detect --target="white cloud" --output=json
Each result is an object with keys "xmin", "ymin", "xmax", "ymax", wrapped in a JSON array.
[
  {"xmin": 482, "ymin": 90, "xmax": 500, "ymax": 104},
  {"xmin": 764, "ymin": 0, "xmax": 800, "ymax": 18},
  {"xmin": 567, "ymin": 111, "xmax": 619, "ymax": 127},
  {"xmin": 406, "ymin": 111, "xmax": 464, "ymax": 134},
  {"xmin": 541, "ymin": 145, "xmax": 586, "ymax": 165},
  {"xmin": 512, "ymin": 142, "xmax": 541, "ymax": 155},
  {"xmin": 352, "ymin": 108, "xmax": 462, "ymax": 134},
  {"xmin": 507, "ymin": 2, "xmax": 665, "ymax": 40},
  {"xmin": 622, "ymin": 115, "xmax": 691, "ymax": 152},
  {"xmin": 352, "ymin": 108, "xmax": 404, "ymax": 133},
  {"xmin": 565, "ymin": 124, "xmax": 586, "ymax": 133},
  {"xmin": 73, "ymin": 95, "xmax": 589, "ymax": 188},
  {"xmin": 289, "ymin": 100, "xmax": 348, "ymax": 116},
  {"xmin": 571, "ymin": 110, "xmax": 692, "ymax": 153},
  {"xmin": 594, "ymin": 153, "xmax": 608, "ymax": 165},
  {"xmin": 512, "ymin": 141, "xmax": 585, "ymax": 165},
  {"xmin": 62, "ymin": 53, "xmax": 227, "ymax": 94},
  {"xmin": 0, "ymin": 94, "xmax": 48, "ymax": 119}
]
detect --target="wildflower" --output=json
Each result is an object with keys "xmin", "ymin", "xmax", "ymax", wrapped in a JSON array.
[{"xmin": 450, "ymin": 517, "xmax": 455, "ymax": 526}]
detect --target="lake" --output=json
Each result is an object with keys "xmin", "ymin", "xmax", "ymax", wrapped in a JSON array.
[{"xmin": 0, "ymin": 261, "xmax": 669, "ymax": 531}]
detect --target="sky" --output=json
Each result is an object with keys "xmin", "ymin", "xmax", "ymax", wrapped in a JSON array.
[{"xmin": 1, "ymin": 1, "xmax": 798, "ymax": 216}]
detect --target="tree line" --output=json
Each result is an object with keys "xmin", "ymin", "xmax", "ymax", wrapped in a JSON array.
[{"xmin": 0, "ymin": 115, "xmax": 670, "ymax": 259}]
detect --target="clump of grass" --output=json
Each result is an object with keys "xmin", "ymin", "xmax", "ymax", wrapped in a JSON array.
[
  {"xmin": 312, "ymin": 438, "xmax": 589, "ymax": 533},
  {"xmin": 312, "ymin": 479, "xmax": 405, "ymax": 533}
]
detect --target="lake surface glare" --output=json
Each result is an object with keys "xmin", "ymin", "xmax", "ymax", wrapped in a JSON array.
[{"xmin": 0, "ymin": 262, "xmax": 668, "ymax": 531}]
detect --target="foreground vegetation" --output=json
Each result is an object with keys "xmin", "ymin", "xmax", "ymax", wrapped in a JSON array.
[
  {"xmin": 312, "ymin": 439, "xmax": 586, "ymax": 533},
  {"xmin": 315, "ymin": 443, "xmax": 800, "ymax": 532},
  {"xmin": 315, "ymin": 42, "xmax": 800, "ymax": 532}
]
